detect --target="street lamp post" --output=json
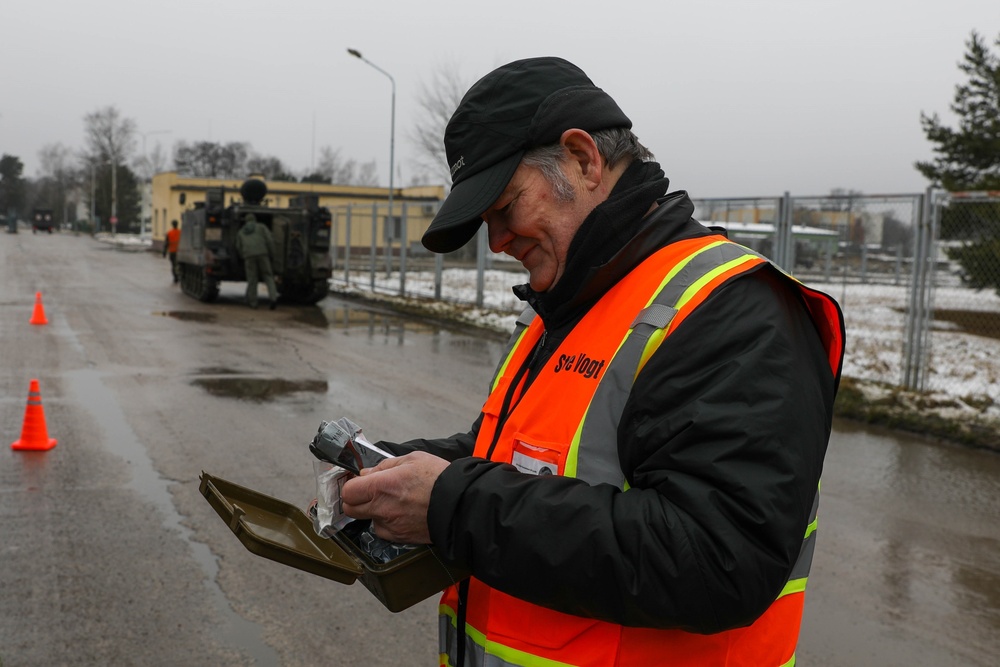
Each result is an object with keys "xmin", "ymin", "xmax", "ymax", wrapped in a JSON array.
[{"xmin": 347, "ymin": 48, "xmax": 395, "ymax": 273}]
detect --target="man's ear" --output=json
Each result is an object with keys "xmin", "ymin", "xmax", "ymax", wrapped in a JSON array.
[{"xmin": 559, "ymin": 129, "xmax": 603, "ymax": 191}]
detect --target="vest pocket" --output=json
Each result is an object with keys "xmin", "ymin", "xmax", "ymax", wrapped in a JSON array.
[
  {"xmin": 511, "ymin": 433, "xmax": 568, "ymax": 476},
  {"xmin": 487, "ymin": 589, "xmax": 606, "ymax": 652}
]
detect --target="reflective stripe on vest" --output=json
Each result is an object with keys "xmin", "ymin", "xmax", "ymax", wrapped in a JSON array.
[{"xmin": 442, "ymin": 235, "xmax": 844, "ymax": 667}]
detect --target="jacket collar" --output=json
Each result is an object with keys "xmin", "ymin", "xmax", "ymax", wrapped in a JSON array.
[{"xmin": 514, "ymin": 191, "xmax": 714, "ymax": 332}]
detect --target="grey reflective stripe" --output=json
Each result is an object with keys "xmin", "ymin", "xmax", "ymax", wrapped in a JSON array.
[
  {"xmin": 439, "ymin": 614, "xmax": 450, "ymax": 658},
  {"xmin": 489, "ymin": 305, "xmax": 536, "ymax": 390},
  {"xmin": 488, "ymin": 305, "xmax": 536, "ymax": 394},
  {"xmin": 514, "ymin": 304, "xmax": 537, "ymax": 330},
  {"xmin": 575, "ymin": 241, "xmax": 761, "ymax": 486},
  {"xmin": 630, "ymin": 303, "xmax": 677, "ymax": 330},
  {"xmin": 441, "ymin": 615, "xmax": 509, "ymax": 667},
  {"xmin": 788, "ymin": 489, "xmax": 820, "ymax": 583},
  {"xmin": 790, "ymin": 529, "xmax": 817, "ymax": 582}
]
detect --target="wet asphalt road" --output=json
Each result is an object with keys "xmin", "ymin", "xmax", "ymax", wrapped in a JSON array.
[{"xmin": 1, "ymin": 232, "xmax": 998, "ymax": 666}]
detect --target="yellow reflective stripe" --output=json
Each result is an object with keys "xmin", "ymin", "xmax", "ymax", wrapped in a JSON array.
[
  {"xmin": 779, "ymin": 577, "xmax": 807, "ymax": 599},
  {"xmin": 565, "ymin": 416, "xmax": 583, "ymax": 478},
  {"xmin": 644, "ymin": 239, "xmax": 729, "ymax": 307},
  {"xmin": 675, "ymin": 254, "xmax": 762, "ymax": 316},
  {"xmin": 441, "ymin": 605, "xmax": 577, "ymax": 667},
  {"xmin": 805, "ymin": 516, "xmax": 818, "ymax": 539},
  {"xmin": 484, "ymin": 639, "xmax": 578, "ymax": 667},
  {"xmin": 780, "ymin": 653, "xmax": 797, "ymax": 667},
  {"xmin": 636, "ymin": 252, "xmax": 761, "ymax": 375},
  {"xmin": 491, "ymin": 325, "xmax": 531, "ymax": 392}
]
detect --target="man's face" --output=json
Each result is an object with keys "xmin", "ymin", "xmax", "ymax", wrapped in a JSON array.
[{"xmin": 481, "ymin": 162, "xmax": 589, "ymax": 292}]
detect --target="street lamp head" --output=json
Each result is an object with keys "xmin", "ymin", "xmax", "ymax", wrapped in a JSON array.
[{"xmin": 347, "ymin": 48, "xmax": 362, "ymax": 59}]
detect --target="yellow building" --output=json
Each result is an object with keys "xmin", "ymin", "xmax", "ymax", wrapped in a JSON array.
[{"xmin": 151, "ymin": 171, "xmax": 444, "ymax": 251}]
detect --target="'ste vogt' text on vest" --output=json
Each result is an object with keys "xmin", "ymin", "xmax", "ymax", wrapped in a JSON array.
[{"xmin": 553, "ymin": 351, "xmax": 606, "ymax": 380}]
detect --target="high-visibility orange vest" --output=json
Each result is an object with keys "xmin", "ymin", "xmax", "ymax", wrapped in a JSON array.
[
  {"xmin": 439, "ymin": 235, "xmax": 844, "ymax": 667},
  {"xmin": 166, "ymin": 227, "xmax": 181, "ymax": 253}
]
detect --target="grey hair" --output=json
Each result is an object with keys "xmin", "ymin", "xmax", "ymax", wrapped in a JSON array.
[{"xmin": 521, "ymin": 128, "xmax": 654, "ymax": 201}]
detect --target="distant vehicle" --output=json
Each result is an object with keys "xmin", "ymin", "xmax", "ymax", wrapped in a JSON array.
[
  {"xmin": 31, "ymin": 208, "xmax": 55, "ymax": 234},
  {"xmin": 176, "ymin": 179, "xmax": 333, "ymax": 304}
]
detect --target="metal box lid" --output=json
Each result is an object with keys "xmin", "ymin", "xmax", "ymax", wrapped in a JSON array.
[{"xmin": 199, "ymin": 471, "xmax": 467, "ymax": 612}]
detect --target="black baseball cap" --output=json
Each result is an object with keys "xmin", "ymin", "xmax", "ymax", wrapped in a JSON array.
[{"xmin": 421, "ymin": 57, "xmax": 632, "ymax": 253}]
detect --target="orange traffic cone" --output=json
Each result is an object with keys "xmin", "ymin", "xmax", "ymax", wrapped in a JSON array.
[
  {"xmin": 11, "ymin": 379, "xmax": 57, "ymax": 451},
  {"xmin": 29, "ymin": 292, "xmax": 48, "ymax": 325}
]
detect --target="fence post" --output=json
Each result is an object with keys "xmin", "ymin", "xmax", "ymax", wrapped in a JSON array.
[
  {"xmin": 399, "ymin": 203, "xmax": 407, "ymax": 297},
  {"xmin": 903, "ymin": 189, "xmax": 934, "ymax": 391},
  {"xmin": 370, "ymin": 202, "xmax": 377, "ymax": 292},
  {"xmin": 476, "ymin": 226, "xmax": 487, "ymax": 308},
  {"xmin": 344, "ymin": 206, "xmax": 352, "ymax": 284},
  {"xmin": 435, "ymin": 251, "xmax": 443, "ymax": 300},
  {"xmin": 385, "ymin": 202, "xmax": 393, "ymax": 279},
  {"xmin": 774, "ymin": 192, "xmax": 793, "ymax": 269}
]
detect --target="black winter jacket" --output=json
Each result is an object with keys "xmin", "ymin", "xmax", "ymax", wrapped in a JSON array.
[{"xmin": 382, "ymin": 190, "xmax": 838, "ymax": 634}]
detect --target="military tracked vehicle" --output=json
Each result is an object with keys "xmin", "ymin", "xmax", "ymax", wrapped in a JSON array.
[{"xmin": 176, "ymin": 179, "xmax": 332, "ymax": 303}]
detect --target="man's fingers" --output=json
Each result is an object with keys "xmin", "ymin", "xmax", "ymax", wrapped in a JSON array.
[{"xmin": 360, "ymin": 456, "xmax": 405, "ymax": 475}]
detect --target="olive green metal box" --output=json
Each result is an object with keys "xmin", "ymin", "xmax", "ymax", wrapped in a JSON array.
[{"xmin": 199, "ymin": 471, "xmax": 467, "ymax": 612}]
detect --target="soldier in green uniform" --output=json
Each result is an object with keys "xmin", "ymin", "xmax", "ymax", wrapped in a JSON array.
[{"xmin": 235, "ymin": 213, "xmax": 278, "ymax": 310}]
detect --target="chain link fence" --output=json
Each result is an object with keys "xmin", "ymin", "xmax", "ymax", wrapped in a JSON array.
[
  {"xmin": 329, "ymin": 201, "xmax": 527, "ymax": 313},
  {"xmin": 693, "ymin": 194, "xmax": 925, "ymax": 389},
  {"xmin": 329, "ymin": 192, "xmax": 1000, "ymax": 419},
  {"xmin": 924, "ymin": 192, "xmax": 1000, "ymax": 403}
]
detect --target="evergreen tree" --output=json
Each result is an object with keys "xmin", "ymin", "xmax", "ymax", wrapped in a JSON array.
[
  {"xmin": 916, "ymin": 31, "xmax": 1000, "ymax": 191},
  {"xmin": 917, "ymin": 31, "xmax": 1000, "ymax": 295},
  {"xmin": 0, "ymin": 154, "xmax": 26, "ymax": 217}
]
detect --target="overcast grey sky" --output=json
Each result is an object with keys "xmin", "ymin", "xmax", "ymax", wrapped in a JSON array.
[{"xmin": 2, "ymin": 0, "xmax": 997, "ymax": 197}]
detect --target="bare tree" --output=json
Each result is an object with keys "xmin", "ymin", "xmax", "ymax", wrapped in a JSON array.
[
  {"xmin": 133, "ymin": 142, "xmax": 170, "ymax": 181},
  {"xmin": 36, "ymin": 143, "xmax": 79, "ymax": 225},
  {"xmin": 317, "ymin": 146, "xmax": 354, "ymax": 184},
  {"xmin": 246, "ymin": 154, "xmax": 297, "ymax": 182},
  {"xmin": 356, "ymin": 160, "xmax": 379, "ymax": 187},
  {"xmin": 83, "ymin": 106, "xmax": 136, "ymax": 166},
  {"xmin": 83, "ymin": 106, "xmax": 138, "ymax": 229},
  {"xmin": 173, "ymin": 141, "xmax": 249, "ymax": 178},
  {"xmin": 409, "ymin": 59, "xmax": 470, "ymax": 186},
  {"xmin": 306, "ymin": 146, "xmax": 381, "ymax": 186}
]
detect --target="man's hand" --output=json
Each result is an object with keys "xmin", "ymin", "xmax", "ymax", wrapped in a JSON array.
[{"xmin": 340, "ymin": 451, "xmax": 450, "ymax": 544}]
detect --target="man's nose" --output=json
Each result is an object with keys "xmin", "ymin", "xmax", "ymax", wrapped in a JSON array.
[{"xmin": 485, "ymin": 219, "xmax": 514, "ymax": 254}]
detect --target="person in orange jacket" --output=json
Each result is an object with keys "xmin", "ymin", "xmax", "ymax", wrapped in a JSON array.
[
  {"xmin": 340, "ymin": 57, "xmax": 845, "ymax": 667},
  {"xmin": 162, "ymin": 220, "xmax": 181, "ymax": 284}
]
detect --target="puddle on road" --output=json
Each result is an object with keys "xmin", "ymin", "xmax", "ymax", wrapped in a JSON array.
[
  {"xmin": 291, "ymin": 306, "xmax": 330, "ymax": 328},
  {"xmin": 65, "ymin": 368, "xmax": 280, "ymax": 666},
  {"xmin": 153, "ymin": 310, "xmax": 217, "ymax": 323},
  {"xmin": 197, "ymin": 366, "xmax": 243, "ymax": 376},
  {"xmin": 193, "ymin": 377, "xmax": 328, "ymax": 401}
]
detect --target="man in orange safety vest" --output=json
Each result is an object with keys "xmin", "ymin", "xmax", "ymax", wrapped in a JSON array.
[{"xmin": 341, "ymin": 57, "xmax": 845, "ymax": 667}]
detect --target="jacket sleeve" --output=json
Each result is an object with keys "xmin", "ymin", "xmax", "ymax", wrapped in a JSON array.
[
  {"xmin": 427, "ymin": 267, "xmax": 836, "ymax": 632},
  {"xmin": 375, "ymin": 413, "xmax": 482, "ymax": 461}
]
